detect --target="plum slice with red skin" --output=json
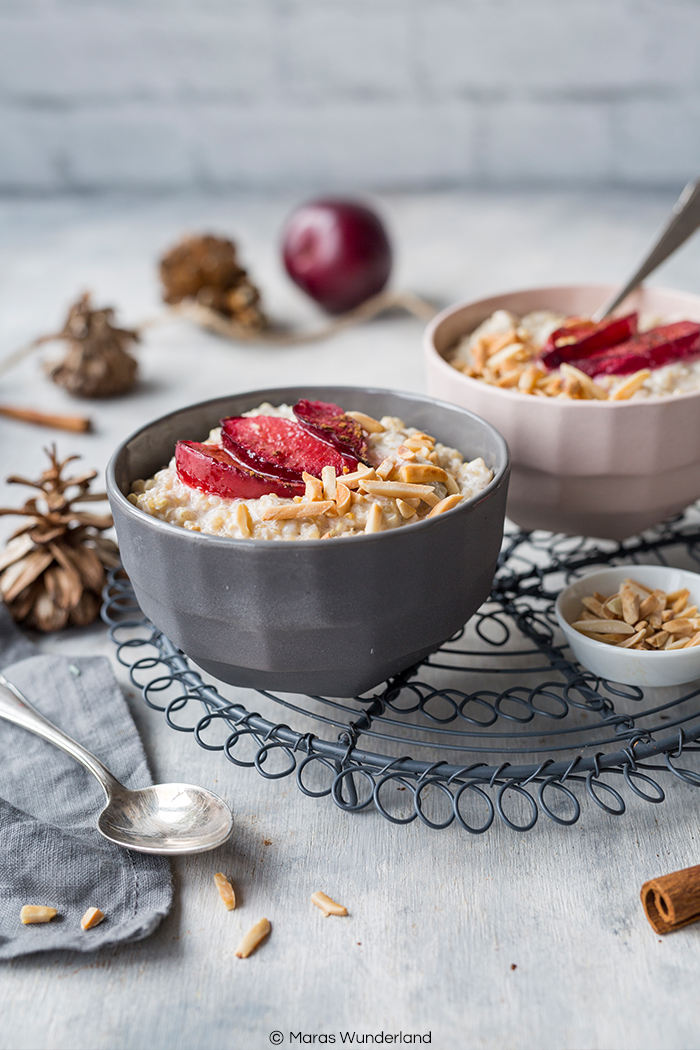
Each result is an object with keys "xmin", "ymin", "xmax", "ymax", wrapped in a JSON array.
[
  {"xmin": 176, "ymin": 440, "xmax": 305, "ymax": 499},
  {"xmin": 221, "ymin": 415, "xmax": 358, "ymax": 478},
  {"xmin": 540, "ymin": 313, "xmax": 638, "ymax": 370},
  {"xmin": 293, "ymin": 399, "xmax": 370, "ymax": 464},
  {"xmin": 568, "ymin": 321, "xmax": 700, "ymax": 377}
]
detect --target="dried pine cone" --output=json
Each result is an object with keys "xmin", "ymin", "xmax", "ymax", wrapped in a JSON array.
[
  {"xmin": 160, "ymin": 234, "xmax": 268, "ymax": 331},
  {"xmin": 0, "ymin": 448, "xmax": 119, "ymax": 632},
  {"xmin": 43, "ymin": 292, "xmax": 139, "ymax": 398}
]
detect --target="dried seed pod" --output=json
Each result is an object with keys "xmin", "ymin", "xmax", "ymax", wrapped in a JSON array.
[
  {"xmin": 42, "ymin": 292, "xmax": 138, "ymax": 398},
  {"xmin": 0, "ymin": 447, "xmax": 119, "ymax": 631},
  {"xmin": 160, "ymin": 234, "xmax": 268, "ymax": 331}
]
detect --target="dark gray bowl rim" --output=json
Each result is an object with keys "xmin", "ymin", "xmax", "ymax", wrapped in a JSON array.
[{"xmin": 107, "ymin": 385, "xmax": 510, "ymax": 549}]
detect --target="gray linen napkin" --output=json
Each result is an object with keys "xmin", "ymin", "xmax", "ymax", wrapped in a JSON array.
[{"xmin": 0, "ymin": 606, "xmax": 172, "ymax": 958}]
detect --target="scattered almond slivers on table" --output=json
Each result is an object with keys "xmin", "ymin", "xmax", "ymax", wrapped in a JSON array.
[
  {"xmin": 570, "ymin": 579, "xmax": 700, "ymax": 651},
  {"xmin": 311, "ymin": 891, "xmax": 348, "ymax": 917}
]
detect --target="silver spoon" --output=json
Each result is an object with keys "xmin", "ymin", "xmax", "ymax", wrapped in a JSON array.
[
  {"xmin": 593, "ymin": 175, "xmax": 700, "ymax": 321},
  {"xmin": 0, "ymin": 673, "xmax": 233, "ymax": 855}
]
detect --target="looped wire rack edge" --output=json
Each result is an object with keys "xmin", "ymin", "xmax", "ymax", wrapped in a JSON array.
[{"xmin": 103, "ymin": 513, "xmax": 700, "ymax": 834}]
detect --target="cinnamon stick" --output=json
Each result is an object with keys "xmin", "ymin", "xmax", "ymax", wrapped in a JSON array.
[
  {"xmin": 641, "ymin": 863, "xmax": 700, "ymax": 933},
  {"xmin": 0, "ymin": 405, "xmax": 91, "ymax": 433}
]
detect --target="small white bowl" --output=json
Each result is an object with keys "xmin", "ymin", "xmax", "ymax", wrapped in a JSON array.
[{"xmin": 555, "ymin": 565, "xmax": 700, "ymax": 687}]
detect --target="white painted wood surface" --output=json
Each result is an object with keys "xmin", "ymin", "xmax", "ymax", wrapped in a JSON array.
[{"xmin": 2, "ymin": 190, "xmax": 700, "ymax": 1050}]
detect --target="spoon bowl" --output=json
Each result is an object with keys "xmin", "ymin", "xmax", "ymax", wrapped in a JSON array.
[
  {"xmin": 0, "ymin": 673, "xmax": 233, "ymax": 855},
  {"xmin": 97, "ymin": 782, "xmax": 233, "ymax": 855}
]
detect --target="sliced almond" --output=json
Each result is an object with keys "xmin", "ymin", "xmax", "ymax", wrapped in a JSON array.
[
  {"xmin": 235, "ymin": 918, "xmax": 270, "ymax": 958},
  {"xmin": 671, "ymin": 590, "xmax": 691, "ymax": 616},
  {"xmin": 335, "ymin": 482, "xmax": 352, "ymax": 516},
  {"xmin": 303, "ymin": 472, "xmax": 324, "ymax": 502},
  {"xmin": 581, "ymin": 596, "xmax": 606, "ymax": 617},
  {"xmin": 261, "ymin": 501, "xmax": 334, "ymax": 521},
  {"xmin": 639, "ymin": 593, "xmax": 662, "ymax": 620},
  {"xmin": 686, "ymin": 631, "xmax": 700, "ymax": 648},
  {"xmin": 311, "ymin": 891, "xmax": 348, "ymax": 918},
  {"xmin": 364, "ymin": 503, "xmax": 383, "ymax": 533},
  {"xmin": 80, "ymin": 907, "xmax": 105, "ymax": 930},
  {"xmin": 214, "ymin": 872, "xmax": 236, "ymax": 911},
  {"xmin": 321, "ymin": 466, "xmax": 337, "ymax": 500},
  {"xmin": 341, "ymin": 466, "xmax": 378, "ymax": 489},
  {"xmin": 235, "ymin": 502, "xmax": 252, "ymax": 538},
  {"xmin": 427, "ymin": 494, "xmax": 463, "ymax": 517},
  {"xmin": 396, "ymin": 445, "xmax": 416, "ymax": 460},
  {"xmin": 647, "ymin": 630, "xmax": 670, "ymax": 648},
  {"xmin": 620, "ymin": 585, "xmax": 640, "ymax": 626},
  {"xmin": 665, "ymin": 637, "xmax": 690, "ymax": 650},
  {"xmin": 359, "ymin": 479, "xmax": 438, "ymax": 504},
  {"xmin": 396, "ymin": 499, "xmax": 417, "ymax": 519},
  {"xmin": 398, "ymin": 464, "xmax": 449, "ymax": 485},
  {"xmin": 604, "ymin": 595, "xmax": 623, "ymax": 618},
  {"xmin": 610, "ymin": 369, "xmax": 651, "ymax": 400},
  {"xmin": 560, "ymin": 363, "xmax": 608, "ymax": 400},
  {"xmin": 376, "ymin": 458, "xmax": 396, "ymax": 481},
  {"xmin": 571, "ymin": 619, "xmax": 635, "ymax": 635},
  {"xmin": 663, "ymin": 618, "xmax": 698, "ymax": 636},
  {"xmin": 21, "ymin": 905, "xmax": 57, "ymax": 924},
  {"xmin": 616, "ymin": 629, "xmax": 647, "ymax": 649},
  {"xmin": 346, "ymin": 410, "xmax": 384, "ymax": 433}
]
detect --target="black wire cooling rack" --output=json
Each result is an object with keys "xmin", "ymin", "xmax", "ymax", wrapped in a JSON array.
[{"xmin": 102, "ymin": 512, "xmax": 700, "ymax": 833}]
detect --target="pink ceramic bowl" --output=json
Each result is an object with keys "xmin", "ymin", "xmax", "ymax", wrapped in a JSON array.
[{"xmin": 425, "ymin": 284, "xmax": 700, "ymax": 539}]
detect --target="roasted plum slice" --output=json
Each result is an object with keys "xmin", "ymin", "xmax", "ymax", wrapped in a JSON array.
[
  {"xmin": 293, "ymin": 399, "xmax": 369, "ymax": 464},
  {"xmin": 568, "ymin": 321, "xmax": 700, "ymax": 377},
  {"xmin": 540, "ymin": 313, "xmax": 638, "ymax": 370},
  {"xmin": 176, "ymin": 441, "xmax": 305, "ymax": 499},
  {"xmin": 221, "ymin": 415, "xmax": 358, "ymax": 477}
]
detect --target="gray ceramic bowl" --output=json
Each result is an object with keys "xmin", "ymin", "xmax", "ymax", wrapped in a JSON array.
[{"xmin": 107, "ymin": 386, "xmax": 510, "ymax": 697}]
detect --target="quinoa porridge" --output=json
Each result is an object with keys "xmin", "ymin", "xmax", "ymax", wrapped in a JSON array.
[
  {"xmin": 129, "ymin": 402, "xmax": 493, "ymax": 542},
  {"xmin": 451, "ymin": 309, "xmax": 700, "ymax": 401}
]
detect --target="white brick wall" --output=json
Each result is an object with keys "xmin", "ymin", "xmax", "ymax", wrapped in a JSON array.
[{"xmin": 1, "ymin": 0, "xmax": 699, "ymax": 193}]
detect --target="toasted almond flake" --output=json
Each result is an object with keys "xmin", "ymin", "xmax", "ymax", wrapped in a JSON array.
[
  {"xmin": 214, "ymin": 872, "xmax": 236, "ymax": 911},
  {"xmin": 261, "ymin": 501, "xmax": 334, "ymax": 521},
  {"xmin": 571, "ymin": 619, "xmax": 635, "ymax": 635},
  {"xmin": 583, "ymin": 631, "xmax": 632, "ymax": 645},
  {"xmin": 376, "ymin": 458, "xmax": 396, "ymax": 481},
  {"xmin": 335, "ymin": 482, "xmax": 352, "ymax": 516},
  {"xmin": 346, "ymin": 410, "xmax": 384, "ymax": 433},
  {"xmin": 427, "ymin": 494, "xmax": 463, "ymax": 517},
  {"xmin": 620, "ymin": 586, "xmax": 640, "ymax": 625},
  {"xmin": 444, "ymin": 473, "xmax": 461, "ymax": 496},
  {"xmin": 359, "ymin": 479, "xmax": 436, "ymax": 501},
  {"xmin": 235, "ymin": 918, "xmax": 270, "ymax": 958},
  {"xmin": 604, "ymin": 595, "xmax": 623, "ymax": 618},
  {"xmin": 396, "ymin": 445, "xmax": 416, "ymax": 460},
  {"xmin": 311, "ymin": 891, "xmax": 348, "ymax": 917},
  {"xmin": 496, "ymin": 369, "xmax": 522, "ymax": 388},
  {"xmin": 581, "ymin": 596, "xmax": 606, "ymax": 617},
  {"xmin": 560, "ymin": 363, "xmax": 609, "ymax": 400},
  {"xmin": 610, "ymin": 369, "xmax": 651, "ymax": 401},
  {"xmin": 663, "ymin": 618, "xmax": 698, "ymax": 636},
  {"xmin": 616, "ymin": 629, "xmax": 647, "ymax": 649},
  {"xmin": 364, "ymin": 503, "xmax": 383, "ymax": 533},
  {"xmin": 486, "ymin": 341, "xmax": 526, "ymax": 370},
  {"xmin": 80, "ymin": 907, "xmax": 105, "ymax": 930},
  {"xmin": 639, "ymin": 593, "xmax": 662, "ymax": 620},
  {"xmin": 665, "ymin": 587, "xmax": 688, "ymax": 603},
  {"xmin": 303, "ymin": 472, "xmax": 324, "ymax": 502},
  {"xmin": 647, "ymin": 630, "xmax": 670, "ymax": 648},
  {"xmin": 341, "ymin": 466, "xmax": 378, "ymax": 489},
  {"xmin": 518, "ymin": 365, "xmax": 545, "ymax": 394},
  {"xmin": 235, "ymin": 502, "xmax": 252, "ymax": 538},
  {"xmin": 321, "ymin": 466, "xmax": 337, "ymax": 500},
  {"xmin": 21, "ymin": 905, "xmax": 57, "ymax": 924},
  {"xmin": 671, "ymin": 590, "xmax": 691, "ymax": 616},
  {"xmin": 666, "ymin": 637, "xmax": 690, "ymax": 650},
  {"xmin": 661, "ymin": 608, "xmax": 674, "ymax": 622},
  {"xmin": 396, "ymin": 499, "xmax": 417, "ymax": 519},
  {"xmin": 633, "ymin": 620, "xmax": 648, "ymax": 632},
  {"xmin": 687, "ymin": 631, "xmax": 700, "ymax": 648},
  {"xmin": 398, "ymin": 463, "xmax": 449, "ymax": 485}
]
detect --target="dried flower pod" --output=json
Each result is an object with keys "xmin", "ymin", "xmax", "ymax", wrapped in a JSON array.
[
  {"xmin": 42, "ymin": 292, "xmax": 139, "ymax": 399},
  {"xmin": 160, "ymin": 234, "xmax": 268, "ymax": 331},
  {"xmin": 0, "ymin": 447, "xmax": 119, "ymax": 632}
]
